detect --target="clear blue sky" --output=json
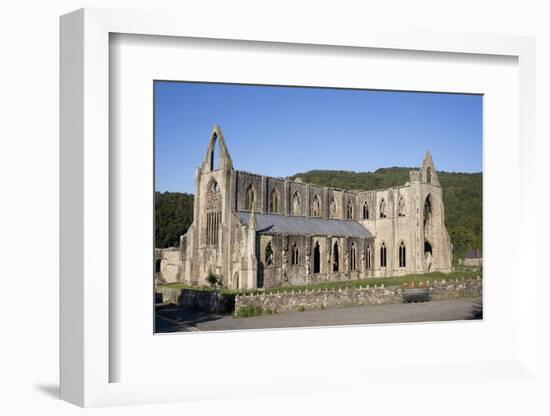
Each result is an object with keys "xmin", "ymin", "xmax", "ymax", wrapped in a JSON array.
[{"xmin": 155, "ymin": 81, "xmax": 482, "ymax": 194}]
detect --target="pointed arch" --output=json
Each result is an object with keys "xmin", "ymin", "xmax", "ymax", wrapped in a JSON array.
[
  {"xmin": 399, "ymin": 241, "xmax": 406, "ymax": 268},
  {"xmin": 380, "ymin": 242, "xmax": 387, "ymax": 268},
  {"xmin": 292, "ymin": 191, "xmax": 301, "ymax": 215},
  {"xmin": 333, "ymin": 241, "xmax": 340, "ymax": 272},
  {"xmin": 269, "ymin": 188, "xmax": 280, "ymax": 214},
  {"xmin": 398, "ymin": 196, "xmax": 406, "ymax": 217},
  {"xmin": 312, "ymin": 194, "xmax": 322, "ymax": 217},
  {"xmin": 426, "ymin": 166, "xmax": 432, "ymax": 184},
  {"xmin": 206, "ymin": 179, "xmax": 222, "ymax": 245},
  {"xmin": 379, "ymin": 199, "xmax": 387, "ymax": 218},
  {"xmin": 363, "ymin": 201, "xmax": 369, "ymax": 220},
  {"xmin": 350, "ymin": 242, "xmax": 357, "ymax": 271},
  {"xmin": 313, "ymin": 241, "xmax": 321, "ymax": 274},
  {"xmin": 423, "ymin": 194, "xmax": 432, "ymax": 228},
  {"xmin": 209, "ymin": 132, "xmax": 219, "ymax": 171},
  {"xmin": 346, "ymin": 200, "xmax": 354, "ymax": 220},
  {"xmin": 291, "ymin": 242, "xmax": 299, "ymax": 265},
  {"xmin": 244, "ymin": 184, "xmax": 255, "ymax": 211}
]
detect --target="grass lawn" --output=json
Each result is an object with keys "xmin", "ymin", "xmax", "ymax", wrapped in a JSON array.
[{"xmin": 160, "ymin": 269, "xmax": 481, "ymax": 296}]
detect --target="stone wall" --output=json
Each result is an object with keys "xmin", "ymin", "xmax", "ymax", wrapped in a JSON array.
[
  {"xmin": 155, "ymin": 248, "xmax": 181, "ymax": 284},
  {"xmin": 156, "ymin": 287, "xmax": 235, "ymax": 314},
  {"xmin": 235, "ymin": 278, "xmax": 482, "ymax": 315}
]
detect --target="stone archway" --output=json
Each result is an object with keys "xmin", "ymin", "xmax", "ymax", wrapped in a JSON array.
[
  {"xmin": 333, "ymin": 241, "xmax": 339, "ymax": 272},
  {"xmin": 313, "ymin": 241, "xmax": 321, "ymax": 274}
]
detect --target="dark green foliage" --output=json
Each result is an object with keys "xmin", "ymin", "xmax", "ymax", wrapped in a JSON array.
[
  {"xmin": 155, "ymin": 191, "xmax": 194, "ymax": 248},
  {"xmin": 290, "ymin": 168, "xmax": 482, "ymax": 263},
  {"xmin": 234, "ymin": 306, "xmax": 263, "ymax": 318},
  {"xmin": 155, "ymin": 169, "xmax": 482, "ymax": 263}
]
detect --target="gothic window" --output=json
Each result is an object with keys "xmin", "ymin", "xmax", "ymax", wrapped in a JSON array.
[
  {"xmin": 330, "ymin": 198, "xmax": 337, "ymax": 218},
  {"xmin": 399, "ymin": 241, "xmax": 406, "ymax": 268},
  {"xmin": 244, "ymin": 184, "xmax": 255, "ymax": 211},
  {"xmin": 423, "ymin": 194, "xmax": 432, "ymax": 228},
  {"xmin": 265, "ymin": 242, "xmax": 273, "ymax": 266},
  {"xmin": 363, "ymin": 201, "xmax": 369, "ymax": 220},
  {"xmin": 313, "ymin": 241, "xmax": 321, "ymax": 274},
  {"xmin": 350, "ymin": 242, "xmax": 357, "ymax": 271},
  {"xmin": 312, "ymin": 194, "xmax": 321, "ymax": 217},
  {"xmin": 346, "ymin": 201, "xmax": 354, "ymax": 220},
  {"xmin": 206, "ymin": 179, "xmax": 222, "ymax": 246},
  {"xmin": 366, "ymin": 244, "xmax": 372, "ymax": 270},
  {"xmin": 291, "ymin": 243, "xmax": 299, "ymax": 265},
  {"xmin": 269, "ymin": 188, "xmax": 279, "ymax": 214},
  {"xmin": 333, "ymin": 241, "xmax": 340, "ymax": 272},
  {"xmin": 380, "ymin": 242, "xmax": 387, "ymax": 268},
  {"xmin": 379, "ymin": 199, "xmax": 387, "ymax": 218},
  {"xmin": 398, "ymin": 196, "xmax": 406, "ymax": 217},
  {"xmin": 292, "ymin": 191, "xmax": 301, "ymax": 215},
  {"xmin": 426, "ymin": 167, "xmax": 432, "ymax": 184},
  {"xmin": 209, "ymin": 133, "xmax": 219, "ymax": 171}
]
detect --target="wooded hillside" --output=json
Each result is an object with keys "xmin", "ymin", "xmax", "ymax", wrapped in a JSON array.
[{"xmin": 155, "ymin": 168, "xmax": 482, "ymax": 263}]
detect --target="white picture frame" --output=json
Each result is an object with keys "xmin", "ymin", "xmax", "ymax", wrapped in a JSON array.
[{"xmin": 60, "ymin": 8, "xmax": 538, "ymax": 408}]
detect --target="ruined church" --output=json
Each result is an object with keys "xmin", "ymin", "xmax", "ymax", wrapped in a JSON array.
[{"xmin": 156, "ymin": 126, "xmax": 452, "ymax": 289}]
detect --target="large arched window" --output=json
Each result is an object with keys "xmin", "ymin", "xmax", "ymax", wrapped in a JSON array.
[
  {"xmin": 312, "ymin": 194, "xmax": 322, "ymax": 217},
  {"xmin": 292, "ymin": 191, "xmax": 301, "ymax": 215},
  {"xmin": 244, "ymin": 185, "xmax": 255, "ymax": 211},
  {"xmin": 350, "ymin": 242, "xmax": 357, "ymax": 271},
  {"xmin": 423, "ymin": 194, "xmax": 432, "ymax": 228},
  {"xmin": 291, "ymin": 243, "xmax": 299, "ymax": 265},
  {"xmin": 269, "ymin": 188, "xmax": 279, "ymax": 214},
  {"xmin": 265, "ymin": 242, "xmax": 273, "ymax": 266},
  {"xmin": 346, "ymin": 201, "xmax": 354, "ymax": 220},
  {"xmin": 380, "ymin": 242, "xmax": 387, "ymax": 267},
  {"xmin": 206, "ymin": 179, "xmax": 222, "ymax": 246},
  {"xmin": 333, "ymin": 241, "xmax": 340, "ymax": 272},
  {"xmin": 399, "ymin": 241, "xmax": 406, "ymax": 268},
  {"xmin": 379, "ymin": 199, "xmax": 387, "ymax": 218},
  {"xmin": 398, "ymin": 196, "xmax": 406, "ymax": 217},
  {"xmin": 363, "ymin": 201, "xmax": 369, "ymax": 220}
]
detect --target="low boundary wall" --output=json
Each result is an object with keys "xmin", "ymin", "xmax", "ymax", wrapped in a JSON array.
[{"xmin": 235, "ymin": 278, "xmax": 482, "ymax": 315}]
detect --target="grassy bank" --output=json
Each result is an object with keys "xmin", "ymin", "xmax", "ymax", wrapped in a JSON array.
[{"xmin": 160, "ymin": 270, "xmax": 481, "ymax": 297}]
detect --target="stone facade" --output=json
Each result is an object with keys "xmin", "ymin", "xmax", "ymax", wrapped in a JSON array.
[
  {"xmin": 154, "ymin": 247, "xmax": 182, "ymax": 284},
  {"xmin": 170, "ymin": 125, "xmax": 452, "ymax": 290}
]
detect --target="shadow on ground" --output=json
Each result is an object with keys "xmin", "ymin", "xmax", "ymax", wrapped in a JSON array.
[
  {"xmin": 155, "ymin": 305, "xmax": 226, "ymax": 333},
  {"xmin": 34, "ymin": 384, "xmax": 59, "ymax": 399},
  {"xmin": 467, "ymin": 298, "xmax": 483, "ymax": 320}
]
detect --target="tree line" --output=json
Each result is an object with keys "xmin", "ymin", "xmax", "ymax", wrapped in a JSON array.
[{"xmin": 155, "ymin": 168, "xmax": 482, "ymax": 262}]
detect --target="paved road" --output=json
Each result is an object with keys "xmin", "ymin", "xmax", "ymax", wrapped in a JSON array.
[{"xmin": 156, "ymin": 298, "xmax": 482, "ymax": 333}]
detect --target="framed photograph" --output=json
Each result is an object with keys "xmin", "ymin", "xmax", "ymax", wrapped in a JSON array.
[
  {"xmin": 60, "ymin": 8, "xmax": 538, "ymax": 408},
  {"xmin": 153, "ymin": 81, "xmax": 482, "ymax": 333}
]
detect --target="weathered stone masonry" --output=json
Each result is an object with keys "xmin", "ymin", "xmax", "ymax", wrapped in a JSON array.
[
  {"xmin": 234, "ymin": 278, "xmax": 482, "ymax": 314},
  {"xmin": 155, "ymin": 126, "xmax": 453, "ymax": 289}
]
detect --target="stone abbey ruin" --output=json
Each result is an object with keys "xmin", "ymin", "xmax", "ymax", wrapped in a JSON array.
[{"xmin": 155, "ymin": 126, "xmax": 452, "ymax": 289}]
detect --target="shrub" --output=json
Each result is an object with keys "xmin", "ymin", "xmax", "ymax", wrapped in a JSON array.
[{"xmin": 234, "ymin": 306, "xmax": 263, "ymax": 318}]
